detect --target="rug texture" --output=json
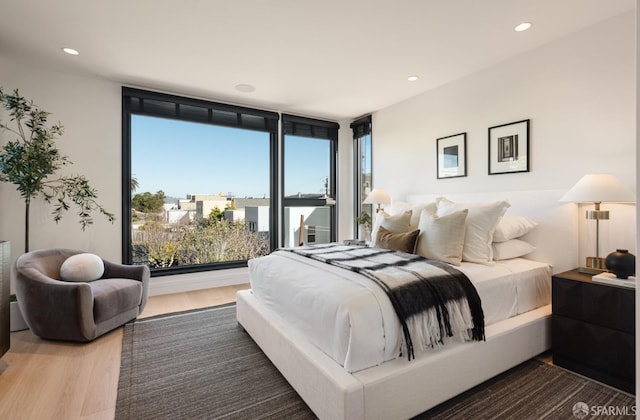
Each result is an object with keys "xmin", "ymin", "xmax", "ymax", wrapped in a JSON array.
[
  {"xmin": 115, "ymin": 304, "xmax": 313, "ymax": 420},
  {"xmin": 415, "ymin": 358, "xmax": 635, "ymax": 420},
  {"xmin": 116, "ymin": 305, "xmax": 635, "ymax": 420}
]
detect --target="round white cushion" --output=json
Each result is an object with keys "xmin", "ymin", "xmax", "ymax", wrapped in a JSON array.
[{"xmin": 60, "ymin": 253, "xmax": 105, "ymax": 282}]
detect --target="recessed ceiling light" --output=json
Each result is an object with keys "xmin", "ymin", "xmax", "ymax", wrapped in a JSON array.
[
  {"xmin": 514, "ymin": 22, "xmax": 532, "ymax": 32},
  {"xmin": 62, "ymin": 47, "xmax": 79, "ymax": 56},
  {"xmin": 407, "ymin": 75, "xmax": 419, "ymax": 82},
  {"xmin": 235, "ymin": 83, "xmax": 256, "ymax": 93}
]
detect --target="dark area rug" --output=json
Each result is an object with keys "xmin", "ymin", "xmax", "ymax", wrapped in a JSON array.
[
  {"xmin": 115, "ymin": 304, "xmax": 313, "ymax": 420},
  {"xmin": 415, "ymin": 358, "xmax": 635, "ymax": 419},
  {"xmin": 116, "ymin": 305, "xmax": 635, "ymax": 420}
]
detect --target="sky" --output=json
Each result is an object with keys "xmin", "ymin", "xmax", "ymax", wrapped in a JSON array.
[{"xmin": 131, "ymin": 115, "xmax": 330, "ymax": 199}]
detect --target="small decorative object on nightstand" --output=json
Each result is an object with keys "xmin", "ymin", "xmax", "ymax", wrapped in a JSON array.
[
  {"xmin": 604, "ymin": 249, "xmax": 635, "ymax": 279},
  {"xmin": 552, "ymin": 269, "xmax": 635, "ymax": 393},
  {"xmin": 591, "ymin": 272, "xmax": 636, "ymax": 289},
  {"xmin": 355, "ymin": 212, "xmax": 372, "ymax": 242}
]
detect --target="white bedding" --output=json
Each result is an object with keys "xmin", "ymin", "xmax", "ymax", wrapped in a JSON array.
[{"xmin": 248, "ymin": 251, "xmax": 550, "ymax": 373}]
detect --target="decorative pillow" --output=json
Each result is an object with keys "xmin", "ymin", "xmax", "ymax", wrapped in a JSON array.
[
  {"xmin": 492, "ymin": 239, "xmax": 536, "ymax": 260},
  {"xmin": 60, "ymin": 253, "xmax": 104, "ymax": 282},
  {"xmin": 389, "ymin": 201, "xmax": 437, "ymax": 229},
  {"xmin": 376, "ymin": 226, "xmax": 420, "ymax": 254},
  {"xmin": 492, "ymin": 214, "xmax": 538, "ymax": 242},
  {"xmin": 415, "ymin": 209, "xmax": 468, "ymax": 266},
  {"xmin": 436, "ymin": 197, "xmax": 510, "ymax": 264},
  {"xmin": 370, "ymin": 210, "xmax": 412, "ymax": 247}
]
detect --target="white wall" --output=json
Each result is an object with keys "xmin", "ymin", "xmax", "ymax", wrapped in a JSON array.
[
  {"xmin": 373, "ymin": 11, "xmax": 636, "ymax": 266},
  {"xmin": 0, "ymin": 54, "xmax": 122, "ymax": 263}
]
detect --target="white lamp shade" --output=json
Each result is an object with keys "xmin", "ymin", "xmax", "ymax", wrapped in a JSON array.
[
  {"xmin": 363, "ymin": 189, "xmax": 391, "ymax": 205},
  {"xmin": 560, "ymin": 174, "xmax": 635, "ymax": 203}
]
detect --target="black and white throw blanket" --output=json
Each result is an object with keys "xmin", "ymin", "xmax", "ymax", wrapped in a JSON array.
[{"xmin": 283, "ymin": 243, "xmax": 485, "ymax": 360}]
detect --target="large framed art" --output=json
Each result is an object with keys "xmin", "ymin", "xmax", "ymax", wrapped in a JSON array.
[
  {"xmin": 437, "ymin": 132, "xmax": 467, "ymax": 179},
  {"xmin": 488, "ymin": 119, "xmax": 529, "ymax": 175}
]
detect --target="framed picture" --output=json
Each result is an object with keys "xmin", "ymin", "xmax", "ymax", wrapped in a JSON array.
[
  {"xmin": 488, "ymin": 119, "xmax": 529, "ymax": 175},
  {"xmin": 437, "ymin": 132, "xmax": 467, "ymax": 179}
]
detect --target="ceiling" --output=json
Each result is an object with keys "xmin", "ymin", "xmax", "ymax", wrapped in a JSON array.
[{"xmin": 0, "ymin": 0, "xmax": 635, "ymax": 121}]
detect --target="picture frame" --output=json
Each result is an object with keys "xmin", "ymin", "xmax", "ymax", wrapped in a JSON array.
[
  {"xmin": 488, "ymin": 119, "xmax": 529, "ymax": 175},
  {"xmin": 437, "ymin": 132, "xmax": 467, "ymax": 179}
]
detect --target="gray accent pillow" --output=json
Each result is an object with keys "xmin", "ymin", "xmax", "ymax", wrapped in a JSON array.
[{"xmin": 415, "ymin": 209, "xmax": 468, "ymax": 266}]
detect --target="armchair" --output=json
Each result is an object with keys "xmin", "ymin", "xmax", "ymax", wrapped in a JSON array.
[{"xmin": 13, "ymin": 248, "xmax": 149, "ymax": 342}]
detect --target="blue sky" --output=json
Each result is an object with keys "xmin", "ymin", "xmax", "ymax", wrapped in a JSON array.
[{"xmin": 132, "ymin": 115, "xmax": 329, "ymax": 199}]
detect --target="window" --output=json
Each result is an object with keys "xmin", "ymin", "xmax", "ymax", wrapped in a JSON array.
[
  {"xmin": 351, "ymin": 116, "xmax": 372, "ymax": 237},
  {"xmin": 122, "ymin": 89, "xmax": 340, "ymax": 276},
  {"xmin": 122, "ymin": 88, "xmax": 279, "ymax": 275},
  {"xmin": 282, "ymin": 114, "xmax": 339, "ymax": 247}
]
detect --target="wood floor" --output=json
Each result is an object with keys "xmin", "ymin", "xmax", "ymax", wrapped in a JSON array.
[{"xmin": 0, "ymin": 284, "xmax": 250, "ymax": 420}]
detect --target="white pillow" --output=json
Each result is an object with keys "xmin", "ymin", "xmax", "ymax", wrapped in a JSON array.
[
  {"xmin": 436, "ymin": 197, "xmax": 510, "ymax": 264},
  {"xmin": 493, "ymin": 214, "xmax": 538, "ymax": 242},
  {"xmin": 370, "ymin": 210, "xmax": 412, "ymax": 247},
  {"xmin": 390, "ymin": 201, "xmax": 437, "ymax": 229},
  {"xmin": 60, "ymin": 253, "xmax": 105, "ymax": 282},
  {"xmin": 492, "ymin": 239, "xmax": 536, "ymax": 260},
  {"xmin": 416, "ymin": 209, "xmax": 468, "ymax": 266}
]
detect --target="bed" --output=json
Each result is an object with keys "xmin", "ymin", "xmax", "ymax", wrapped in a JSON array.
[{"xmin": 236, "ymin": 190, "xmax": 577, "ymax": 419}]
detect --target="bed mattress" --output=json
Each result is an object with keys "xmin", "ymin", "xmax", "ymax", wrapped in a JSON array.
[{"xmin": 248, "ymin": 250, "xmax": 550, "ymax": 373}]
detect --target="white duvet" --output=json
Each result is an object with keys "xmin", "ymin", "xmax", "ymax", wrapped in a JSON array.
[{"xmin": 248, "ymin": 251, "xmax": 551, "ymax": 373}]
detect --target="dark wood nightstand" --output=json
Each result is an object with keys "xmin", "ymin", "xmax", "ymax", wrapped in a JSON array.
[{"xmin": 552, "ymin": 269, "xmax": 635, "ymax": 394}]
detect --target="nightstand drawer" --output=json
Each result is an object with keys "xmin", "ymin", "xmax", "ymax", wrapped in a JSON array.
[
  {"xmin": 552, "ymin": 276, "xmax": 634, "ymax": 334},
  {"xmin": 552, "ymin": 269, "xmax": 636, "ymax": 394},
  {"xmin": 553, "ymin": 315, "xmax": 634, "ymax": 381}
]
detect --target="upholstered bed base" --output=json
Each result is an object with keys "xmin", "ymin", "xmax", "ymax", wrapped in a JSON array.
[{"xmin": 236, "ymin": 289, "xmax": 551, "ymax": 420}]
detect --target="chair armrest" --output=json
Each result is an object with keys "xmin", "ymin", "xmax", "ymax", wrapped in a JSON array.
[
  {"xmin": 101, "ymin": 260, "xmax": 150, "ymax": 313},
  {"xmin": 102, "ymin": 260, "xmax": 149, "ymax": 282},
  {"xmin": 14, "ymin": 266, "xmax": 95, "ymax": 340}
]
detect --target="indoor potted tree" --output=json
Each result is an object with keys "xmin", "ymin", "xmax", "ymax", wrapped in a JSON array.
[
  {"xmin": 0, "ymin": 88, "xmax": 115, "ymax": 331},
  {"xmin": 0, "ymin": 88, "xmax": 115, "ymax": 253}
]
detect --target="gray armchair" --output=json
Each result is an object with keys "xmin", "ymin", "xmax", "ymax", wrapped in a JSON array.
[{"xmin": 13, "ymin": 248, "xmax": 149, "ymax": 342}]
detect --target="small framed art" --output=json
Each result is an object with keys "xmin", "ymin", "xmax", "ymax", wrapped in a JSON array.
[
  {"xmin": 488, "ymin": 119, "xmax": 529, "ymax": 175},
  {"xmin": 437, "ymin": 132, "xmax": 467, "ymax": 179}
]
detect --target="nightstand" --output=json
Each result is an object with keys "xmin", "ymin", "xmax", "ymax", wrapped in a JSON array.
[{"xmin": 552, "ymin": 269, "xmax": 635, "ymax": 394}]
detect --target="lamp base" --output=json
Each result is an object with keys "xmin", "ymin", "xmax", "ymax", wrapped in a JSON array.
[{"xmin": 578, "ymin": 256, "xmax": 606, "ymax": 274}]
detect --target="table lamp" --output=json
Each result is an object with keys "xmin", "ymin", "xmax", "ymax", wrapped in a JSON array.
[
  {"xmin": 560, "ymin": 173, "xmax": 636, "ymax": 274},
  {"xmin": 363, "ymin": 189, "xmax": 390, "ymax": 213}
]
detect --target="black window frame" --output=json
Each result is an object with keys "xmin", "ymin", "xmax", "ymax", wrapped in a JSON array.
[
  {"xmin": 351, "ymin": 115, "xmax": 372, "ymax": 238},
  {"xmin": 281, "ymin": 114, "xmax": 339, "ymax": 246},
  {"xmin": 122, "ymin": 87, "xmax": 279, "ymax": 276}
]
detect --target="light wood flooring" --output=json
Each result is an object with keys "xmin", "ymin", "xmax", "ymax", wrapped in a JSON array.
[{"xmin": 0, "ymin": 284, "xmax": 250, "ymax": 420}]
